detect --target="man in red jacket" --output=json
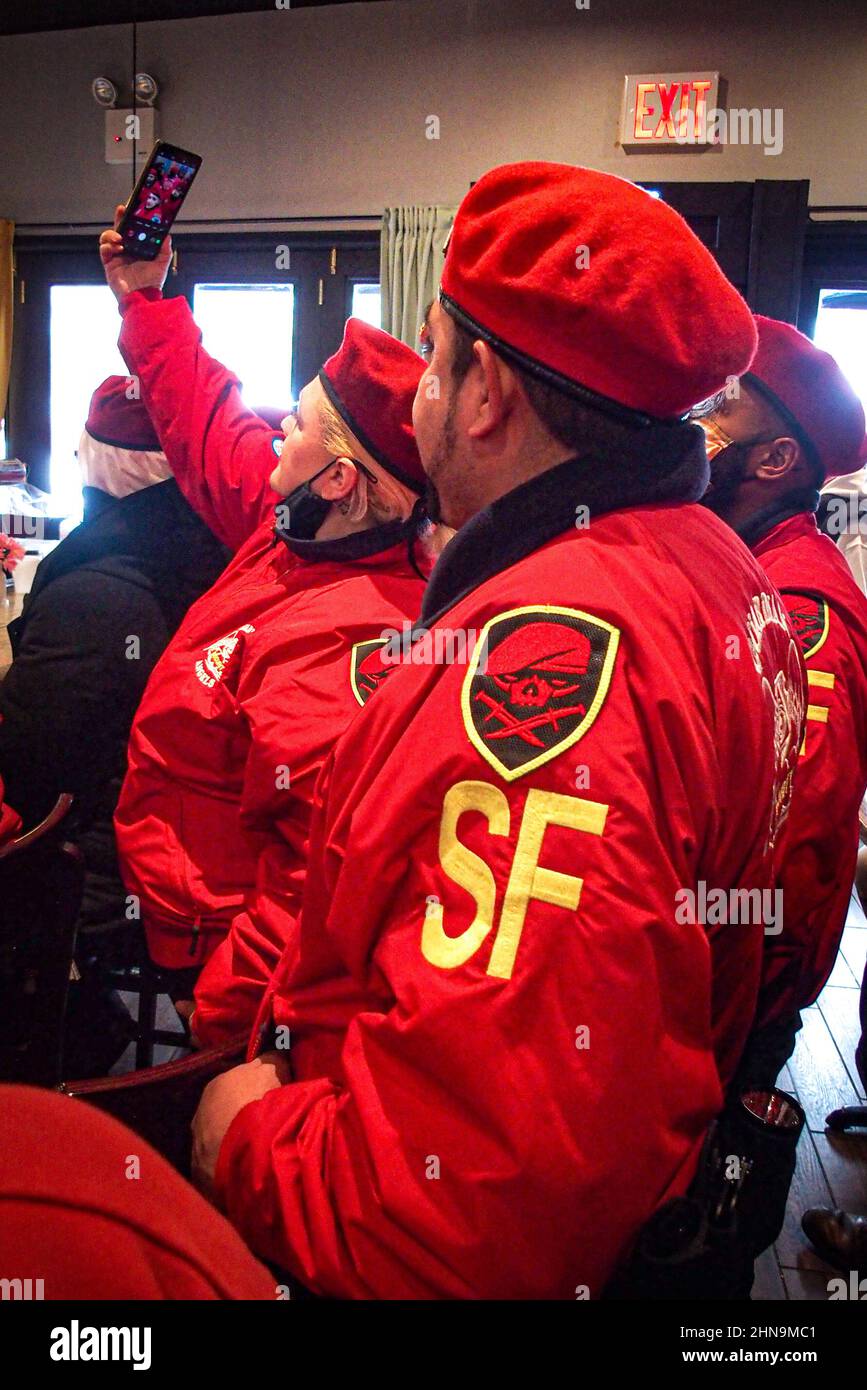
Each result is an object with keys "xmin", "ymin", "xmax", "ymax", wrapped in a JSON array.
[
  {"xmin": 698, "ymin": 316, "xmax": 867, "ymax": 1088},
  {"xmin": 192, "ymin": 163, "xmax": 806, "ymax": 1299},
  {"xmin": 100, "ymin": 216, "xmax": 432, "ymax": 1013}
]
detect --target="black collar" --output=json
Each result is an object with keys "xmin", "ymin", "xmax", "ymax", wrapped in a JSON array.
[
  {"xmin": 420, "ymin": 422, "xmax": 709, "ymax": 626},
  {"xmin": 275, "ymin": 511, "xmax": 420, "ymax": 567},
  {"xmin": 732, "ymin": 487, "xmax": 819, "ymax": 550}
]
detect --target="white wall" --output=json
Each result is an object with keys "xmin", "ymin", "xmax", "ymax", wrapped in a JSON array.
[{"xmin": 0, "ymin": 0, "xmax": 864, "ymax": 227}]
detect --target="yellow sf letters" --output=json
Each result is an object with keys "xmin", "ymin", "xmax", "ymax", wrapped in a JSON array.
[{"xmin": 422, "ymin": 780, "xmax": 608, "ymax": 979}]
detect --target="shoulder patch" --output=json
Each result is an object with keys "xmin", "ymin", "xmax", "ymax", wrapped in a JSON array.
[
  {"xmin": 350, "ymin": 638, "xmax": 397, "ymax": 706},
  {"xmin": 460, "ymin": 605, "xmax": 620, "ymax": 781},
  {"xmin": 780, "ymin": 591, "xmax": 829, "ymax": 660}
]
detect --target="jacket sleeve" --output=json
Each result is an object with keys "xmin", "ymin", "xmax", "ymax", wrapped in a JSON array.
[
  {"xmin": 0, "ymin": 572, "xmax": 166, "ymax": 827},
  {"xmin": 758, "ymin": 593, "xmax": 865, "ymax": 1022},
  {"xmin": 193, "ymin": 614, "xmax": 369, "ymax": 1047},
  {"xmin": 117, "ymin": 290, "xmax": 283, "ymax": 552},
  {"xmin": 193, "ymin": 837, "xmax": 301, "ymax": 1048}
]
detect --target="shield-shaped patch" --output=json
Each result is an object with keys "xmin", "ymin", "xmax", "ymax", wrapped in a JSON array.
[
  {"xmin": 781, "ymin": 591, "xmax": 829, "ymax": 660},
  {"xmin": 350, "ymin": 638, "xmax": 398, "ymax": 707},
  {"xmin": 461, "ymin": 605, "xmax": 620, "ymax": 781}
]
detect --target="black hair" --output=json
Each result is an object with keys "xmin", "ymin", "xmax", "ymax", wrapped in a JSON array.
[{"xmin": 445, "ymin": 310, "xmax": 650, "ymax": 459}]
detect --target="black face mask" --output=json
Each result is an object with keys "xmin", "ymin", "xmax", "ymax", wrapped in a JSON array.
[
  {"xmin": 700, "ymin": 441, "xmax": 754, "ymax": 517},
  {"xmin": 276, "ymin": 455, "xmax": 381, "ymax": 541},
  {"xmin": 279, "ymin": 461, "xmax": 335, "ymax": 540}
]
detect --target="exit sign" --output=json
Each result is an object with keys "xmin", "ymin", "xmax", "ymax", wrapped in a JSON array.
[{"xmin": 620, "ymin": 72, "xmax": 720, "ymax": 150}]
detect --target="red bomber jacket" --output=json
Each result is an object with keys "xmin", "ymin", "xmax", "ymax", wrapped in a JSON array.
[
  {"xmin": 214, "ymin": 453, "xmax": 807, "ymax": 1299},
  {"xmin": 752, "ymin": 508, "xmax": 867, "ymax": 1025}
]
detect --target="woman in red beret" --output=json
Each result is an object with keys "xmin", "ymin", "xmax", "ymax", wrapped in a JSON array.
[{"xmin": 99, "ymin": 211, "xmax": 433, "ymax": 1046}]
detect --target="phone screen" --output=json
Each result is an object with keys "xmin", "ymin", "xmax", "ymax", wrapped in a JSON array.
[{"xmin": 119, "ymin": 145, "xmax": 201, "ymax": 259}]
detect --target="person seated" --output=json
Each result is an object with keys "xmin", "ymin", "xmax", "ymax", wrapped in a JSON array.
[
  {"xmin": 0, "ymin": 380, "xmax": 230, "ymax": 1076},
  {"xmin": 190, "ymin": 163, "xmax": 802, "ymax": 1298},
  {"xmin": 697, "ymin": 317, "xmax": 867, "ymax": 1089},
  {"xmin": 99, "ymin": 211, "xmax": 434, "ymax": 1038}
]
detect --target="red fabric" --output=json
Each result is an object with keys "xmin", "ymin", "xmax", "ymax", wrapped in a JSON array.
[
  {"xmin": 114, "ymin": 292, "xmax": 429, "ymax": 978},
  {"xmin": 440, "ymin": 161, "xmax": 757, "ymax": 420},
  {"xmin": 215, "ymin": 502, "xmax": 805, "ymax": 1299},
  {"xmin": 320, "ymin": 318, "xmax": 426, "ymax": 491},
  {"xmin": 0, "ymin": 775, "xmax": 21, "ymax": 846},
  {"xmin": 85, "ymin": 374, "xmax": 161, "ymax": 451},
  {"xmin": 749, "ymin": 316, "xmax": 867, "ymax": 481},
  {"xmin": 753, "ymin": 511, "xmax": 867, "ymax": 1024},
  {"xmin": 0, "ymin": 1085, "xmax": 275, "ymax": 1299}
]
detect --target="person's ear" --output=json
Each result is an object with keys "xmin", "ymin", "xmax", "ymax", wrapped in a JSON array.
[
  {"xmin": 753, "ymin": 436, "xmax": 799, "ymax": 483},
  {"xmin": 317, "ymin": 456, "xmax": 360, "ymax": 501},
  {"xmin": 466, "ymin": 341, "xmax": 516, "ymax": 441}
]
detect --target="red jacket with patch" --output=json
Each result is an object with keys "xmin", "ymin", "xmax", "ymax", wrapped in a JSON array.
[
  {"xmin": 113, "ymin": 290, "xmax": 428, "ymax": 974},
  {"xmin": 214, "ymin": 463, "xmax": 806, "ymax": 1300},
  {"xmin": 752, "ymin": 510, "xmax": 867, "ymax": 1025}
]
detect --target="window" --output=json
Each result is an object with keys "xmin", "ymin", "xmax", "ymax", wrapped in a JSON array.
[
  {"xmin": 351, "ymin": 282, "xmax": 382, "ymax": 328},
  {"xmin": 813, "ymin": 289, "xmax": 867, "ymax": 412},
  {"xmin": 193, "ymin": 283, "xmax": 295, "ymax": 410},
  {"xmin": 50, "ymin": 285, "xmax": 127, "ymax": 511},
  {"xmin": 10, "ymin": 232, "xmax": 379, "ymax": 493}
]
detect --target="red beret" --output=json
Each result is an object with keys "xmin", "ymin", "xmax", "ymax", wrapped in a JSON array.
[
  {"xmin": 747, "ymin": 315, "xmax": 867, "ymax": 481},
  {"xmin": 85, "ymin": 375, "xmax": 161, "ymax": 451},
  {"xmin": 319, "ymin": 318, "xmax": 426, "ymax": 492},
  {"xmin": 440, "ymin": 161, "xmax": 758, "ymax": 422}
]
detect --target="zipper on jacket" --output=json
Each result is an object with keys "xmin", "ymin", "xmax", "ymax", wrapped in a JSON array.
[{"xmin": 188, "ymin": 917, "xmax": 201, "ymax": 959}]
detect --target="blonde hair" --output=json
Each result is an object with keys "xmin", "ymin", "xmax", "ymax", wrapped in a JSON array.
[{"xmin": 318, "ymin": 395, "xmax": 419, "ymax": 526}]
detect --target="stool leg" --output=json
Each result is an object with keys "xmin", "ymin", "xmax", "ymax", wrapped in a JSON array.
[{"xmin": 136, "ymin": 978, "xmax": 158, "ymax": 1070}]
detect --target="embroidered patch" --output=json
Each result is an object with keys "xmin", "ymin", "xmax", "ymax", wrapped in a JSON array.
[
  {"xmin": 781, "ymin": 591, "xmax": 829, "ymax": 660},
  {"xmin": 195, "ymin": 624, "xmax": 255, "ymax": 689},
  {"xmin": 350, "ymin": 638, "xmax": 398, "ymax": 706},
  {"xmin": 461, "ymin": 605, "xmax": 620, "ymax": 781}
]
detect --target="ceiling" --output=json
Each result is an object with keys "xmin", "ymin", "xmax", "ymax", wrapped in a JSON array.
[{"xmin": 0, "ymin": 0, "xmax": 391, "ymax": 36}]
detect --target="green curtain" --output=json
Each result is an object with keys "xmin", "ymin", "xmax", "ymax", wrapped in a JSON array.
[
  {"xmin": 380, "ymin": 206, "xmax": 456, "ymax": 348},
  {"xmin": 0, "ymin": 220, "xmax": 13, "ymax": 428}
]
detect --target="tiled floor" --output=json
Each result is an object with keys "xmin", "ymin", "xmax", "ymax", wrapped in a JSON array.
[{"xmin": 752, "ymin": 888, "xmax": 867, "ymax": 1299}]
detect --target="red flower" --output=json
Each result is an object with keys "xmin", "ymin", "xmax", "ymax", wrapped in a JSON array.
[{"xmin": 0, "ymin": 533, "xmax": 26, "ymax": 572}]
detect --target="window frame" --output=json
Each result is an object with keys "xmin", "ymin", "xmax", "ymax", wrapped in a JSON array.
[{"xmin": 8, "ymin": 229, "xmax": 379, "ymax": 492}]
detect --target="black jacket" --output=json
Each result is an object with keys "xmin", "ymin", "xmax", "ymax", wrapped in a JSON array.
[{"xmin": 0, "ymin": 481, "xmax": 229, "ymax": 937}]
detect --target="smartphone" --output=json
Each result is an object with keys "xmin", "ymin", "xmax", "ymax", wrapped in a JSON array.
[{"xmin": 117, "ymin": 141, "xmax": 202, "ymax": 260}]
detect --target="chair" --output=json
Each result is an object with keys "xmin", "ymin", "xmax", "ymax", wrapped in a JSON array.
[
  {"xmin": 103, "ymin": 943, "xmax": 192, "ymax": 1070},
  {"xmin": 0, "ymin": 793, "xmax": 83, "ymax": 1086},
  {"xmin": 59, "ymin": 1036, "xmax": 247, "ymax": 1176}
]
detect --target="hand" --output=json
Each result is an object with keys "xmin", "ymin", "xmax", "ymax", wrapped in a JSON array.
[
  {"xmin": 99, "ymin": 203, "xmax": 172, "ymax": 303},
  {"xmin": 191, "ymin": 1052, "xmax": 292, "ymax": 1200}
]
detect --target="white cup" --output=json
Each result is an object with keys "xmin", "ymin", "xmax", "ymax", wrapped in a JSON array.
[{"xmin": 11, "ymin": 554, "xmax": 40, "ymax": 595}]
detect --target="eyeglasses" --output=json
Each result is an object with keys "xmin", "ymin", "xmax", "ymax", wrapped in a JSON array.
[{"xmin": 696, "ymin": 416, "xmax": 781, "ymax": 463}]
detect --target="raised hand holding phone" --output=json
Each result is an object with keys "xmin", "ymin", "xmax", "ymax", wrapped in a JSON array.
[{"xmin": 100, "ymin": 205, "xmax": 172, "ymax": 302}]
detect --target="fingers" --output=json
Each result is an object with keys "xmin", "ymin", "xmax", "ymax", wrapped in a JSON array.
[{"xmin": 114, "ymin": 203, "xmax": 126, "ymax": 229}]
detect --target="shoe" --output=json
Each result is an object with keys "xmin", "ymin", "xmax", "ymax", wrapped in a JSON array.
[{"xmin": 802, "ymin": 1208, "xmax": 867, "ymax": 1275}]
